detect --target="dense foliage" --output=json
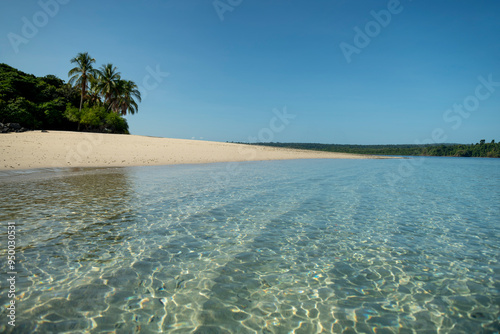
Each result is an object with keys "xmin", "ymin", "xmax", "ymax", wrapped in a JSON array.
[
  {"xmin": 0, "ymin": 63, "xmax": 79, "ymax": 130},
  {"xmin": 0, "ymin": 54, "xmax": 140, "ymax": 134},
  {"xmin": 248, "ymin": 141, "xmax": 500, "ymax": 158}
]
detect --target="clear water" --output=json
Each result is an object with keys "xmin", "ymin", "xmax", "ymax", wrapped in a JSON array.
[{"xmin": 0, "ymin": 158, "xmax": 499, "ymax": 333}]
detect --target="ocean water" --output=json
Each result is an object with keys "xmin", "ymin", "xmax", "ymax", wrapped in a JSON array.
[{"xmin": 0, "ymin": 158, "xmax": 499, "ymax": 333}]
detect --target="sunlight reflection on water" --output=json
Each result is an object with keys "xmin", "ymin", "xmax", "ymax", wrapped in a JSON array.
[{"xmin": 0, "ymin": 158, "xmax": 499, "ymax": 333}]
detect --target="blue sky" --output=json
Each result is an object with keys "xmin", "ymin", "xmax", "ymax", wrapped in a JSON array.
[{"xmin": 1, "ymin": 0, "xmax": 499, "ymax": 144}]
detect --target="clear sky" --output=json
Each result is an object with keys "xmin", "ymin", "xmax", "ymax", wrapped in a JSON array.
[{"xmin": 1, "ymin": 0, "xmax": 499, "ymax": 144}]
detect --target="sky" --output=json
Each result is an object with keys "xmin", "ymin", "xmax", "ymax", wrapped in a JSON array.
[{"xmin": 1, "ymin": 0, "xmax": 499, "ymax": 144}]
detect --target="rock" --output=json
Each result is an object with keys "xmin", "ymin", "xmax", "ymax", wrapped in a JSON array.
[
  {"xmin": 0, "ymin": 123, "xmax": 31, "ymax": 133},
  {"xmin": 0, "ymin": 122, "xmax": 33, "ymax": 133},
  {"xmin": 6, "ymin": 123, "xmax": 21, "ymax": 130}
]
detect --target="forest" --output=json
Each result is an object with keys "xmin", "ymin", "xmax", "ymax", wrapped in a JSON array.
[
  {"xmin": 248, "ymin": 141, "xmax": 500, "ymax": 158},
  {"xmin": 0, "ymin": 53, "xmax": 140, "ymax": 134}
]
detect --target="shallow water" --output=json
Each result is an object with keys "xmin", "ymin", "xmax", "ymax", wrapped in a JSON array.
[{"xmin": 0, "ymin": 158, "xmax": 499, "ymax": 333}]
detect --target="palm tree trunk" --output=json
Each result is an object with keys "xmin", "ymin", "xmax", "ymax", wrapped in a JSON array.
[
  {"xmin": 79, "ymin": 77, "xmax": 86, "ymax": 112},
  {"xmin": 79, "ymin": 92, "xmax": 83, "ymax": 112}
]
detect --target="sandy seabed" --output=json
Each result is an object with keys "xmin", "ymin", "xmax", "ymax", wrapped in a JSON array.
[{"xmin": 0, "ymin": 131, "xmax": 392, "ymax": 170}]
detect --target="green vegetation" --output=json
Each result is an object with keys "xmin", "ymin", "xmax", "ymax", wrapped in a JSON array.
[
  {"xmin": 248, "ymin": 141, "xmax": 500, "ymax": 158},
  {"xmin": 64, "ymin": 105, "xmax": 129, "ymax": 134},
  {"xmin": 0, "ymin": 53, "xmax": 141, "ymax": 133},
  {"xmin": 0, "ymin": 63, "xmax": 78, "ymax": 130},
  {"xmin": 68, "ymin": 52, "xmax": 97, "ymax": 114}
]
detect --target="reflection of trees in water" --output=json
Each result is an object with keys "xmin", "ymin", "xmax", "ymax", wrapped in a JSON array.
[
  {"xmin": 58, "ymin": 168, "xmax": 136, "ymax": 246},
  {"xmin": 0, "ymin": 168, "xmax": 141, "ymax": 332},
  {"xmin": 0, "ymin": 168, "xmax": 136, "ymax": 252},
  {"xmin": 58, "ymin": 168, "xmax": 133, "ymax": 215}
]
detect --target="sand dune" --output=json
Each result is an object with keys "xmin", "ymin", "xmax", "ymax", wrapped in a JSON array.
[{"xmin": 0, "ymin": 131, "xmax": 391, "ymax": 170}]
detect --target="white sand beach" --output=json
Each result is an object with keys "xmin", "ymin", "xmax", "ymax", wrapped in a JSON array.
[{"xmin": 0, "ymin": 131, "xmax": 391, "ymax": 170}]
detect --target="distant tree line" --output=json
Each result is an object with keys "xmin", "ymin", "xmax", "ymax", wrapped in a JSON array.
[
  {"xmin": 246, "ymin": 141, "xmax": 500, "ymax": 158},
  {"xmin": 0, "ymin": 53, "xmax": 141, "ymax": 134}
]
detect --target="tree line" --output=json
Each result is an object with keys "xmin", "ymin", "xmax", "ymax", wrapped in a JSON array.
[
  {"xmin": 0, "ymin": 52, "xmax": 141, "ymax": 134},
  {"xmin": 247, "ymin": 141, "xmax": 500, "ymax": 158}
]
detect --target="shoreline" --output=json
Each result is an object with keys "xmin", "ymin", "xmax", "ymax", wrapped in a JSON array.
[{"xmin": 0, "ymin": 131, "xmax": 395, "ymax": 171}]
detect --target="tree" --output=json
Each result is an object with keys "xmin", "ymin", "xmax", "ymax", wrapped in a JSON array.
[
  {"xmin": 5, "ymin": 97, "xmax": 38, "ymax": 128},
  {"xmin": 56, "ymin": 83, "xmax": 80, "ymax": 106},
  {"xmin": 64, "ymin": 104, "xmax": 84, "ymax": 130},
  {"xmin": 42, "ymin": 74, "xmax": 64, "ymax": 88},
  {"xmin": 97, "ymin": 63, "xmax": 121, "ymax": 108},
  {"xmin": 95, "ymin": 65, "xmax": 141, "ymax": 115},
  {"xmin": 68, "ymin": 52, "xmax": 97, "ymax": 113},
  {"xmin": 86, "ymin": 76, "xmax": 102, "ymax": 107},
  {"xmin": 64, "ymin": 103, "xmax": 128, "ymax": 133},
  {"xmin": 64, "ymin": 103, "xmax": 105, "ymax": 131},
  {"xmin": 40, "ymin": 98, "xmax": 65, "ymax": 127},
  {"xmin": 80, "ymin": 105, "xmax": 107, "ymax": 129},
  {"xmin": 112, "ymin": 79, "xmax": 141, "ymax": 115},
  {"xmin": 1, "ymin": 62, "xmax": 138, "ymax": 134},
  {"xmin": 105, "ymin": 111, "xmax": 129, "ymax": 133}
]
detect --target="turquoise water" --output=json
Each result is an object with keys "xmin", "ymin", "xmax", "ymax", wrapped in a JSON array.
[{"xmin": 0, "ymin": 158, "xmax": 499, "ymax": 333}]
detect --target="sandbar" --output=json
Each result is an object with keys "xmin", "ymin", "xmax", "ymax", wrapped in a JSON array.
[{"xmin": 0, "ymin": 131, "xmax": 392, "ymax": 170}]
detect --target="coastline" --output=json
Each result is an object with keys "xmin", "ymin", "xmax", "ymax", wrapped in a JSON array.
[{"xmin": 0, "ymin": 131, "xmax": 394, "ymax": 170}]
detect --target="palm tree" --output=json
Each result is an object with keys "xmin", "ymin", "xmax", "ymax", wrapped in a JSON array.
[
  {"xmin": 112, "ymin": 80, "xmax": 142, "ymax": 115},
  {"xmin": 86, "ymin": 77, "xmax": 102, "ymax": 107},
  {"xmin": 97, "ymin": 63, "xmax": 121, "ymax": 108},
  {"xmin": 68, "ymin": 52, "xmax": 96, "ymax": 112}
]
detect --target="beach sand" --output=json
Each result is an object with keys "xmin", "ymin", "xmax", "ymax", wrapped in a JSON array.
[{"xmin": 0, "ymin": 131, "xmax": 392, "ymax": 170}]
